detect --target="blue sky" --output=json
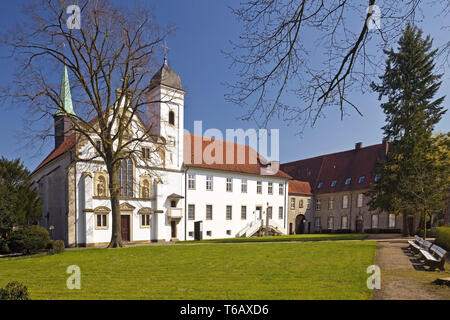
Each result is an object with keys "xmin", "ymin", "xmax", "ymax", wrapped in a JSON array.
[{"xmin": 0, "ymin": 1, "xmax": 448, "ymax": 171}]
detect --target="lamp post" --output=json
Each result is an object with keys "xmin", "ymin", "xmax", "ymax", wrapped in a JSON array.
[{"xmin": 49, "ymin": 225, "xmax": 55, "ymax": 240}]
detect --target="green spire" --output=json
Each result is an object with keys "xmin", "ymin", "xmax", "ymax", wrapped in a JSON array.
[{"xmin": 55, "ymin": 65, "xmax": 75, "ymax": 116}]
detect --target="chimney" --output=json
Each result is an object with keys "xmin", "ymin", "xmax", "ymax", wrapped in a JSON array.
[
  {"xmin": 355, "ymin": 142, "xmax": 362, "ymax": 150},
  {"xmin": 382, "ymin": 138, "xmax": 389, "ymax": 155}
]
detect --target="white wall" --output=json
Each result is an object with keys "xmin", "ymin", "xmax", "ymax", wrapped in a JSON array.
[{"xmin": 185, "ymin": 168, "xmax": 288, "ymax": 240}]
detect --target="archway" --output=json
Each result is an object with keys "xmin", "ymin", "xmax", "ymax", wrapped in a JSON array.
[{"xmin": 295, "ymin": 214, "xmax": 305, "ymax": 234}]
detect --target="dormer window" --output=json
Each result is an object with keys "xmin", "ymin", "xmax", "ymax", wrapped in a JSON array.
[
  {"xmin": 331, "ymin": 180, "xmax": 337, "ymax": 187},
  {"xmin": 169, "ymin": 111, "xmax": 175, "ymax": 125},
  {"xmin": 345, "ymin": 178, "xmax": 351, "ymax": 185},
  {"xmin": 317, "ymin": 182, "xmax": 323, "ymax": 189},
  {"xmin": 358, "ymin": 176, "xmax": 365, "ymax": 184}
]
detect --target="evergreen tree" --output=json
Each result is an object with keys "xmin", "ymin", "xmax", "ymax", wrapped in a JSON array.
[
  {"xmin": 0, "ymin": 158, "xmax": 42, "ymax": 238},
  {"xmin": 368, "ymin": 25, "xmax": 448, "ymax": 237}
]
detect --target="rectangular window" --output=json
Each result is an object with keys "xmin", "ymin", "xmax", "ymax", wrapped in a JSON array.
[
  {"xmin": 307, "ymin": 199, "xmax": 311, "ymax": 209},
  {"xmin": 278, "ymin": 207, "xmax": 283, "ymax": 219},
  {"xmin": 141, "ymin": 214, "xmax": 151, "ymax": 227},
  {"xmin": 188, "ymin": 204, "xmax": 195, "ymax": 220},
  {"xmin": 372, "ymin": 215, "xmax": 379, "ymax": 228},
  {"xmin": 357, "ymin": 194, "xmax": 363, "ymax": 207},
  {"xmin": 279, "ymin": 183, "xmax": 284, "ymax": 195},
  {"xmin": 226, "ymin": 230, "xmax": 231, "ymax": 235},
  {"xmin": 389, "ymin": 214, "xmax": 396, "ymax": 228},
  {"xmin": 96, "ymin": 214, "xmax": 108, "ymax": 228},
  {"xmin": 257, "ymin": 181, "xmax": 262, "ymax": 194},
  {"xmin": 267, "ymin": 207, "xmax": 273, "ymax": 219},
  {"xmin": 206, "ymin": 176, "xmax": 213, "ymax": 191},
  {"xmin": 206, "ymin": 231, "xmax": 212, "ymax": 236},
  {"xmin": 241, "ymin": 179, "xmax": 247, "ymax": 193},
  {"xmin": 226, "ymin": 178, "xmax": 233, "ymax": 192},
  {"xmin": 226, "ymin": 205, "xmax": 232, "ymax": 220},
  {"xmin": 327, "ymin": 217, "xmax": 334, "ymax": 230},
  {"xmin": 342, "ymin": 195, "xmax": 348, "ymax": 209},
  {"xmin": 328, "ymin": 198, "xmax": 334, "ymax": 210},
  {"xmin": 268, "ymin": 182, "xmax": 273, "ymax": 195},
  {"xmin": 241, "ymin": 206, "xmax": 247, "ymax": 220},
  {"xmin": 188, "ymin": 174, "xmax": 196, "ymax": 190},
  {"xmin": 299, "ymin": 199, "xmax": 304, "ymax": 208},
  {"xmin": 206, "ymin": 205, "xmax": 213, "ymax": 220},
  {"xmin": 141, "ymin": 147, "xmax": 150, "ymax": 159},
  {"xmin": 316, "ymin": 199, "xmax": 321, "ymax": 211},
  {"xmin": 290, "ymin": 198, "xmax": 295, "ymax": 209},
  {"xmin": 188, "ymin": 231, "xmax": 194, "ymax": 237},
  {"xmin": 315, "ymin": 217, "xmax": 321, "ymax": 228},
  {"xmin": 341, "ymin": 216, "xmax": 348, "ymax": 229}
]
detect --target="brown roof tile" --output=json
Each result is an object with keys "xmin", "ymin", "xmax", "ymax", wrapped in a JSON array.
[
  {"xmin": 281, "ymin": 143, "xmax": 387, "ymax": 194},
  {"xmin": 288, "ymin": 180, "xmax": 312, "ymax": 195}
]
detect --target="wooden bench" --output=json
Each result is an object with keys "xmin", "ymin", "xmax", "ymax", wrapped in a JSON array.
[
  {"xmin": 408, "ymin": 236, "xmax": 424, "ymax": 254},
  {"xmin": 419, "ymin": 245, "xmax": 447, "ymax": 271}
]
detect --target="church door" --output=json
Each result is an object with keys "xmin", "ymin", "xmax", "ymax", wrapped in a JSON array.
[{"xmin": 121, "ymin": 215, "xmax": 130, "ymax": 242}]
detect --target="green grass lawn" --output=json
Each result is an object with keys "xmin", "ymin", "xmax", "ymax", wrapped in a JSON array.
[
  {"xmin": 180, "ymin": 233, "xmax": 369, "ymax": 244},
  {"xmin": 0, "ymin": 241, "xmax": 376, "ymax": 300}
]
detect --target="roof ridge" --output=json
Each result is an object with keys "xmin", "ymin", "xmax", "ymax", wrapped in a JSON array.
[{"xmin": 282, "ymin": 142, "xmax": 383, "ymax": 165}]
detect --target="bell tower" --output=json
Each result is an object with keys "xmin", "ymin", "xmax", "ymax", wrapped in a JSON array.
[
  {"xmin": 54, "ymin": 65, "xmax": 76, "ymax": 149},
  {"xmin": 147, "ymin": 58, "xmax": 185, "ymax": 169}
]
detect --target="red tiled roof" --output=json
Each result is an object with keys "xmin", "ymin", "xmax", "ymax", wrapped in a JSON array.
[
  {"xmin": 32, "ymin": 133, "xmax": 76, "ymax": 174},
  {"xmin": 281, "ymin": 143, "xmax": 387, "ymax": 194},
  {"xmin": 288, "ymin": 180, "xmax": 312, "ymax": 195},
  {"xmin": 32, "ymin": 131, "xmax": 291, "ymax": 179},
  {"xmin": 183, "ymin": 134, "xmax": 291, "ymax": 179}
]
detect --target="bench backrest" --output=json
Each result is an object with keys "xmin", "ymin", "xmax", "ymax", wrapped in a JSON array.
[
  {"xmin": 422, "ymin": 240, "xmax": 433, "ymax": 250},
  {"xmin": 430, "ymin": 245, "xmax": 447, "ymax": 259}
]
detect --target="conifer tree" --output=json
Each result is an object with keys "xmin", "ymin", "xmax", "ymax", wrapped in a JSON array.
[{"xmin": 368, "ymin": 25, "xmax": 448, "ymax": 237}]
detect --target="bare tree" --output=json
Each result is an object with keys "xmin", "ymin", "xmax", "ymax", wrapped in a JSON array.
[
  {"xmin": 225, "ymin": 0, "xmax": 450, "ymax": 130},
  {"xmin": 1, "ymin": 0, "xmax": 174, "ymax": 247}
]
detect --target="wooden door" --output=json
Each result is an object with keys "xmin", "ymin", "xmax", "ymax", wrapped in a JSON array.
[
  {"xmin": 171, "ymin": 220, "xmax": 177, "ymax": 238},
  {"xmin": 121, "ymin": 215, "xmax": 130, "ymax": 242},
  {"xmin": 356, "ymin": 217, "xmax": 363, "ymax": 233}
]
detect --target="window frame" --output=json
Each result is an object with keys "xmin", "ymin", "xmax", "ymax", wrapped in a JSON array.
[
  {"xmin": 188, "ymin": 174, "xmax": 196, "ymax": 190},
  {"xmin": 206, "ymin": 176, "xmax": 213, "ymax": 191},
  {"xmin": 188, "ymin": 204, "xmax": 195, "ymax": 220}
]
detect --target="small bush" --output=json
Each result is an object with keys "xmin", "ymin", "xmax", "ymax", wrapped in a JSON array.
[
  {"xmin": 8, "ymin": 226, "xmax": 50, "ymax": 254},
  {"xmin": 416, "ymin": 228, "xmax": 433, "ymax": 238},
  {"xmin": 0, "ymin": 281, "xmax": 30, "ymax": 300},
  {"xmin": 0, "ymin": 239, "xmax": 10, "ymax": 254},
  {"xmin": 47, "ymin": 240, "xmax": 65, "ymax": 255},
  {"xmin": 435, "ymin": 226, "xmax": 450, "ymax": 251}
]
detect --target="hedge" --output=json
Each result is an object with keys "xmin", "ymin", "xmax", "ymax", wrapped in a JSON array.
[
  {"xmin": 435, "ymin": 226, "xmax": 450, "ymax": 251},
  {"xmin": 8, "ymin": 226, "xmax": 50, "ymax": 254}
]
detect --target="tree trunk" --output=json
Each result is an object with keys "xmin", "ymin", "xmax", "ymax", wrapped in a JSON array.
[
  {"xmin": 402, "ymin": 211, "xmax": 408, "ymax": 237},
  {"xmin": 107, "ymin": 163, "xmax": 123, "ymax": 248}
]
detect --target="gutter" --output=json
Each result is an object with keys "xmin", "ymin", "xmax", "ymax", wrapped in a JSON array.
[{"xmin": 184, "ymin": 167, "xmax": 188, "ymax": 241}]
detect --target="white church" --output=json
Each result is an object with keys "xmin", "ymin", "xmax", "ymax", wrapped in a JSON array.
[{"xmin": 31, "ymin": 59, "xmax": 291, "ymax": 247}]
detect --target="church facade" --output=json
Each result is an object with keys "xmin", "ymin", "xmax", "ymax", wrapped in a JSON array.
[{"xmin": 31, "ymin": 60, "xmax": 290, "ymax": 247}]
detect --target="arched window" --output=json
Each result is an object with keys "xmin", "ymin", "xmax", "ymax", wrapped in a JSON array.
[
  {"xmin": 118, "ymin": 159, "xmax": 133, "ymax": 197},
  {"xmin": 169, "ymin": 111, "xmax": 175, "ymax": 125},
  {"xmin": 97, "ymin": 176, "xmax": 106, "ymax": 197}
]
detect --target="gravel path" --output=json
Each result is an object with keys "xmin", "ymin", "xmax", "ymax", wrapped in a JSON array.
[{"xmin": 372, "ymin": 240, "xmax": 450, "ymax": 300}]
